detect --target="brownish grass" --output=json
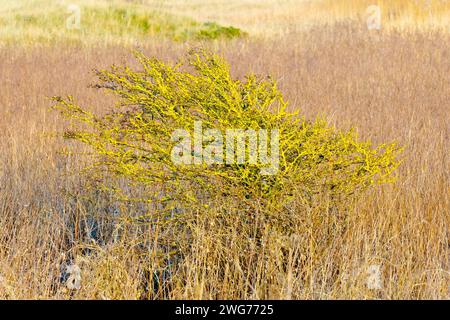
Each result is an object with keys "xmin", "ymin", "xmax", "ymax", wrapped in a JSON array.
[{"xmin": 0, "ymin": 24, "xmax": 448, "ymax": 299}]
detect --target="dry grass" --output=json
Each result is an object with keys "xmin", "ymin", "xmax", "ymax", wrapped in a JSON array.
[
  {"xmin": 145, "ymin": 0, "xmax": 450, "ymax": 36},
  {"xmin": 2, "ymin": 0, "xmax": 450, "ymax": 44},
  {"xmin": 0, "ymin": 1, "xmax": 449, "ymax": 299}
]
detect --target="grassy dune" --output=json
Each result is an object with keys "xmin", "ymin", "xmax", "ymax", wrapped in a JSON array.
[
  {"xmin": 0, "ymin": 1, "xmax": 448, "ymax": 299},
  {"xmin": 2, "ymin": 0, "xmax": 450, "ymax": 44},
  {"xmin": 0, "ymin": 0, "xmax": 245, "ymax": 45},
  {"xmin": 143, "ymin": 0, "xmax": 450, "ymax": 36}
]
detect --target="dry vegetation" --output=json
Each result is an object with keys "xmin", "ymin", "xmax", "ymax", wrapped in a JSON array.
[{"xmin": 0, "ymin": 0, "xmax": 449, "ymax": 299}]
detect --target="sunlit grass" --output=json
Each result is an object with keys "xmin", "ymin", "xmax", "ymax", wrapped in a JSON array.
[
  {"xmin": 1, "ymin": 0, "xmax": 449, "ymax": 45},
  {"xmin": 0, "ymin": 0, "xmax": 245, "ymax": 45},
  {"xmin": 140, "ymin": 0, "xmax": 450, "ymax": 36},
  {"xmin": 0, "ymin": 0, "xmax": 448, "ymax": 300}
]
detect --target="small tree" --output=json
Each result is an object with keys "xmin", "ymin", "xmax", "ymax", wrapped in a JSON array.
[{"xmin": 53, "ymin": 49, "xmax": 401, "ymax": 226}]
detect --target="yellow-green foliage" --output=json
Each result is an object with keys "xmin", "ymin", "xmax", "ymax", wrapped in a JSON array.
[{"xmin": 53, "ymin": 50, "xmax": 402, "ymax": 224}]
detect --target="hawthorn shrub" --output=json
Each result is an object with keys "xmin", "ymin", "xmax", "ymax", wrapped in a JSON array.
[
  {"xmin": 52, "ymin": 50, "xmax": 401, "ymax": 296},
  {"xmin": 53, "ymin": 49, "xmax": 400, "ymax": 210}
]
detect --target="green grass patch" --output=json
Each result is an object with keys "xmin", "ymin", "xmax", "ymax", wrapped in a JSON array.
[{"xmin": 0, "ymin": 1, "xmax": 245, "ymax": 45}]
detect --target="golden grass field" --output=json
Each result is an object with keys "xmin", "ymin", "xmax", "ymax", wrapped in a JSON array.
[{"xmin": 0, "ymin": 0, "xmax": 448, "ymax": 299}]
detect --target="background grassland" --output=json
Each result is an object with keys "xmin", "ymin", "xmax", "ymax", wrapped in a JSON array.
[
  {"xmin": 0, "ymin": 0, "xmax": 246, "ymax": 45},
  {"xmin": 148, "ymin": 0, "xmax": 450, "ymax": 36},
  {"xmin": 2, "ymin": 0, "xmax": 450, "ymax": 45},
  {"xmin": 0, "ymin": 0, "xmax": 449, "ymax": 299}
]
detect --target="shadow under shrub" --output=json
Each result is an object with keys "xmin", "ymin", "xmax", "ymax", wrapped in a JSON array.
[{"xmin": 52, "ymin": 49, "xmax": 401, "ymax": 298}]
